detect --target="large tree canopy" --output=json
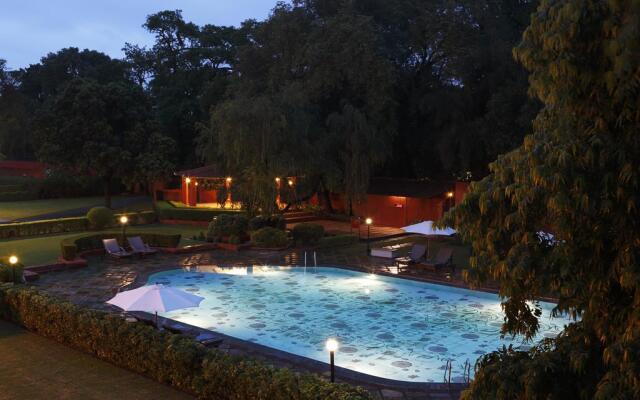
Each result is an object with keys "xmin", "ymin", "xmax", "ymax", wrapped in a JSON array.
[
  {"xmin": 443, "ymin": 0, "xmax": 640, "ymax": 398},
  {"xmin": 34, "ymin": 79, "xmax": 173, "ymax": 207}
]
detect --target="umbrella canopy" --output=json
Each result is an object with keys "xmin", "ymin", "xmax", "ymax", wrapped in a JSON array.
[
  {"xmin": 401, "ymin": 221, "xmax": 456, "ymax": 236},
  {"xmin": 107, "ymin": 284, "xmax": 204, "ymax": 313}
]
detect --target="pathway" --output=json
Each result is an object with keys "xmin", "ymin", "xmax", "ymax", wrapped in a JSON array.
[{"xmin": 0, "ymin": 320, "xmax": 192, "ymax": 400}]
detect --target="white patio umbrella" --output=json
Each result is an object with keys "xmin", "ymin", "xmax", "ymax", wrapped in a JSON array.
[
  {"xmin": 107, "ymin": 284, "xmax": 204, "ymax": 327},
  {"xmin": 401, "ymin": 220, "xmax": 456, "ymax": 257}
]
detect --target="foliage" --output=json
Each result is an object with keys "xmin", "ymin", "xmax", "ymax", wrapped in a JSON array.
[
  {"xmin": 0, "ymin": 260, "xmax": 24, "ymax": 283},
  {"xmin": 292, "ymin": 223, "xmax": 325, "ymax": 246},
  {"xmin": 442, "ymin": 0, "xmax": 640, "ymax": 398},
  {"xmin": 206, "ymin": 214, "xmax": 249, "ymax": 241},
  {"xmin": 250, "ymin": 227, "xmax": 288, "ymax": 248},
  {"xmin": 0, "ymin": 216, "xmax": 88, "ymax": 239},
  {"xmin": 32, "ymin": 77, "xmax": 164, "ymax": 208},
  {"xmin": 0, "ymin": 285, "xmax": 372, "ymax": 399},
  {"xmin": 60, "ymin": 232, "xmax": 181, "ymax": 260},
  {"xmin": 248, "ymin": 214, "xmax": 286, "ymax": 231},
  {"xmin": 0, "ymin": 212, "xmax": 155, "ymax": 240},
  {"xmin": 86, "ymin": 207, "xmax": 114, "ymax": 230},
  {"xmin": 315, "ymin": 234, "xmax": 359, "ymax": 249}
]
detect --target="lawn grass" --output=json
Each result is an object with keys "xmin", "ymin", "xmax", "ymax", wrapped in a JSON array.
[
  {"xmin": 0, "ymin": 196, "xmax": 152, "ymax": 220},
  {"xmin": 0, "ymin": 320, "xmax": 191, "ymax": 400},
  {"xmin": 0, "ymin": 224, "xmax": 207, "ymax": 266}
]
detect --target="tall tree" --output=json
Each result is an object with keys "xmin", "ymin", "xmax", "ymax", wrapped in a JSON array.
[
  {"xmin": 34, "ymin": 79, "xmax": 169, "ymax": 207},
  {"xmin": 443, "ymin": 0, "xmax": 640, "ymax": 398},
  {"xmin": 0, "ymin": 59, "xmax": 33, "ymax": 159},
  {"xmin": 125, "ymin": 10, "xmax": 245, "ymax": 166}
]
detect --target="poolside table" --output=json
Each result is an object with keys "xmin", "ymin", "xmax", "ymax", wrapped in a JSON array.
[{"xmin": 370, "ymin": 242, "xmax": 413, "ymax": 258}]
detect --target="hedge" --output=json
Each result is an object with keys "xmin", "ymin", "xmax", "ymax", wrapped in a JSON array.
[
  {"xmin": 316, "ymin": 234, "xmax": 359, "ymax": 249},
  {"xmin": 251, "ymin": 227, "xmax": 289, "ymax": 248},
  {"xmin": 207, "ymin": 214, "xmax": 249, "ymax": 241},
  {"xmin": 0, "ymin": 211, "xmax": 156, "ymax": 240},
  {"xmin": 0, "ymin": 285, "xmax": 373, "ymax": 400},
  {"xmin": 292, "ymin": 223, "xmax": 325, "ymax": 246},
  {"xmin": 0, "ymin": 261, "xmax": 24, "ymax": 283},
  {"xmin": 249, "ymin": 214, "xmax": 286, "ymax": 231},
  {"xmin": 156, "ymin": 201, "xmax": 244, "ymax": 222},
  {"xmin": 60, "ymin": 232, "xmax": 181, "ymax": 260}
]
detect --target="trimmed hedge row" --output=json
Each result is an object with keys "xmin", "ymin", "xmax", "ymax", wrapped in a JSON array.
[
  {"xmin": 0, "ymin": 285, "xmax": 372, "ymax": 400},
  {"xmin": 157, "ymin": 201, "xmax": 244, "ymax": 222},
  {"xmin": 0, "ymin": 261, "xmax": 24, "ymax": 283},
  {"xmin": 0, "ymin": 211, "xmax": 156, "ymax": 239},
  {"xmin": 292, "ymin": 223, "xmax": 325, "ymax": 246},
  {"xmin": 316, "ymin": 234, "xmax": 359, "ymax": 249},
  {"xmin": 60, "ymin": 232, "xmax": 181, "ymax": 260},
  {"xmin": 251, "ymin": 227, "xmax": 289, "ymax": 248}
]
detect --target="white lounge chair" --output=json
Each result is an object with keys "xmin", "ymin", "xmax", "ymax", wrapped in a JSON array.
[
  {"xmin": 127, "ymin": 236, "xmax": 158, "ymax": 255},
  {"xmin": 103, "ymin": 238, "xmax": 133, "ymax": 258}
]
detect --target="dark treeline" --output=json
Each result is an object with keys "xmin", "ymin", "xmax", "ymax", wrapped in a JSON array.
[{"xmin": 0, "ymin": 0, "xmax": 538, "ymax": 207}]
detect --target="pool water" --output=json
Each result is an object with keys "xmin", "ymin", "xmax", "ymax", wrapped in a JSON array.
[{"xmin": 148, "ymin": 266, "xmax": 571, "ymax": 382}]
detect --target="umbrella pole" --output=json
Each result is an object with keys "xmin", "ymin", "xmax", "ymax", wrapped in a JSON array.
[{"xmin": 155, "ymin": 311, "xmax": 158, "ymax": 329}]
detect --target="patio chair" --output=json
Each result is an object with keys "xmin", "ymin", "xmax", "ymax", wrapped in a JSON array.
[
  {"xmin": 395, "ymin": 244, "xmax": 427, "ymax": 268},
  {"xmin": 102, "ymin": 238, "xmax": 133, "ymax": 258},
  {"xmin": 420, "ymin": 247, "xmax": 454, "ymax": 272},
  {"xmin": 127, "ymin": 236, "xmax": 158, "ymax": 255}
]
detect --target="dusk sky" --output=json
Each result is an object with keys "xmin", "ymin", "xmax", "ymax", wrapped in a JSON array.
[{"xmin": 0, "ymin": 0, "xmax": 277, "ymax": 69}]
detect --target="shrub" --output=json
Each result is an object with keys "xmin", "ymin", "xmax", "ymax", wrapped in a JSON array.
[
  {"xmin": 228, "ymin": 235, "xmax": 241, "ymax": 245},
  {"xmin": 207, "ymin": 214, "xmax": 249, "ymax": 241},
  {"xmin": 0, "ymin": 260, "xmax": 24, "ymax": 283},
  {"xmin": 0, "ymin": 286, "xmax": 372, "ymax": 399},
  {"xmin": 292, "ymin": 223, "xmax": 325, "ymax": 246},
  {"xmin": 60, "ymin": 232, "xmax": 182, "ymax": 260},
  {"xmin": 316, "ymin": 234, "xmax": 359, "ymax": 249},
  {"xmin": 0, "ymin": 216, "xmax": 89, "ymax": 239},
  {"xmin": 251, "ymin": 227, "xmax": 288, "ymax": 248},
  {"xmin": 87, "ymin": 207, "xmax": 114, "ymax": 229},
  {"xmin": 249, "ymin": 214, "xmax": 286, "ymax": 231}
]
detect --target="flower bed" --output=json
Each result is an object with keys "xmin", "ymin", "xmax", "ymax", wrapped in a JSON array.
[{"xmin": 0, "ymin": 285, "xmax": 372, "ymax": 400}]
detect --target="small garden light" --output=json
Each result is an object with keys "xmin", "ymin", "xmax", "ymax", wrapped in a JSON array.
[
  {"xmin": 9, "ymin": 255, "xmax": 18, "ymax": 283},
  {"xmin": 365, "ymin": 218, "xmax": 373, "ymax": 255},
  {"xmin": 325, "ymin": 338, "xmax": 339, "ymax": 382},
  {"xmin": 446, "ymin": 191, "xmax": 454, "ymax": 198},
  {"xmin": 120, "ymin": 215, "xmax": 128, "ymax": 242}
]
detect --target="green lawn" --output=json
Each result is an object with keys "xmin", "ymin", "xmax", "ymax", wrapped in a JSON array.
[
  {"xmin": 0, "ymin": 320, "xmax": 191, "ymax": 400},
  {"xmin": 0, "ymin": 196, "xmax": 151, "ymax": 220},
  {"xmin": 0, "ymin": 224, "xmax": 207, "ymax": 266}
]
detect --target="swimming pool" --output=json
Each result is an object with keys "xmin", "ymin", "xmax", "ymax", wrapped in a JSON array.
[{"xmin": 147, "ymin": 266, "xmax": 571, "ymax": 382}]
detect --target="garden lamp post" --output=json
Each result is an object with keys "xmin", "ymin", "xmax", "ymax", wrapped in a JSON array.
[
  {"xmin": 120, "ymin": 215, "xmax": 128, "ymax": 242},
  {"xmin": 326, "ymin": 338, "xmax": 339, "ymax": 383},
  {"xmin": 365, "ymin": 218, "xmax": 373, "ymax": 255},
  {"xmin": 9, "ymin": 255, "xmax": 18, "ymax": 283}
]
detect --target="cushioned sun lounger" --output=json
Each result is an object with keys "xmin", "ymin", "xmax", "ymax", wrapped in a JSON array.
[{"xmin": 103, "ymin": 238, "xmax": 133, "ymax": 258}]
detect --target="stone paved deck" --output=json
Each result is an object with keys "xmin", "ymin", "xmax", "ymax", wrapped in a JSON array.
[{"xmin": 34, "ymin": 245, "xmax": 470, "ymax": 399}]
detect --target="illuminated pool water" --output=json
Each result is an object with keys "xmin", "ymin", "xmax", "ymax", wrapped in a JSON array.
[{"xmin": 147, "ymin": 266, "xmax": 570, "ymax": 382}]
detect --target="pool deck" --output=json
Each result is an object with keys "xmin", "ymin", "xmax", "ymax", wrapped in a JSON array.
[{"xmin": 33, "ymin": 246, "xmax": 474, "ymax": 399}]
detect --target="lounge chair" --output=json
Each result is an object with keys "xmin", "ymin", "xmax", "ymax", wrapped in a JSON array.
[
  {"xmin": 127, "ymin": 236, "xmax": 158, "ymax": 255},
  {"xmin": 420, "ymin": 247, "xmax": 454, "ymax": 272},
  {"xmin": 395, "ymin": 244, "xmax": 427, "ymax": 268},
  {"xmin": 102, "ymin": 238, "xmax": 133, "ymax": 258}
]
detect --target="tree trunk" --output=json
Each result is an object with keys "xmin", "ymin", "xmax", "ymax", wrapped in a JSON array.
[{"xmin": 103, "ymin": 177, "xmax": 112, "ymax": 208}]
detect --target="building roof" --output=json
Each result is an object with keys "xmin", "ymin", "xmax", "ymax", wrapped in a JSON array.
[
  {"xmin": 174, "ymin": 164, "xmax": 227, "ymax": 178},
  {"xmin": 367, "ymin": 178, "xmax": 455, "ymax": 198}
]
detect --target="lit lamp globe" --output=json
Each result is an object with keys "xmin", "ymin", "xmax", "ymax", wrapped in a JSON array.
[
  {"xmin": 365, "ymin": 218, "xmax": 372, "ymax": 225},
  {"xmin": 326, "ymin": 338, "xmax": 339, "ymax": 352},
  {"xmin": 9, "ymin": 255, "xmax": 18, "ymax": 265},
  {"xmin": 120, "ymin": 215, "xmax": 128, "ymax": 225}
]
